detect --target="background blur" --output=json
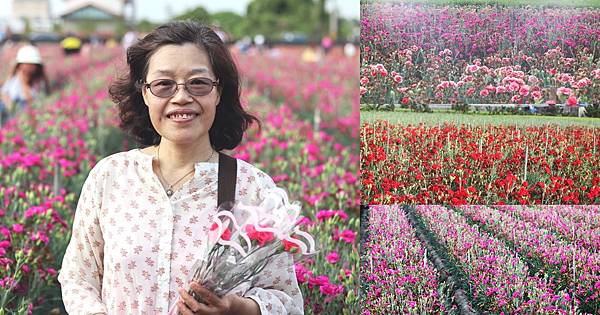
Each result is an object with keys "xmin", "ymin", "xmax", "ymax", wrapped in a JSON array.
[{"xmin": 0, "ymin": 0, "xmax": 359, "ymax": 44}]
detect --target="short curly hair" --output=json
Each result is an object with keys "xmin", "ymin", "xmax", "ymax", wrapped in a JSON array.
[{"xmin": 109, "ymin": 21, "xmax": 258, "ymax": 150}]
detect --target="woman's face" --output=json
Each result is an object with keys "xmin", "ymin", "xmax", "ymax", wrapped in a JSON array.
[
  {"xmin": 18, "ymin": 63, "xmax": 39, "ymax": 79},
  {"xmin": 142, "ymin": 43, "xmax": 220, "ymax": 146}
]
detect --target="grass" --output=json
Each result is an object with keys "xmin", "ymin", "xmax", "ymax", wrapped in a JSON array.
[
  {"xmin": 362, "ymin": 0, "xmax": 600, "ymax": 7},
  {"xmin": 361, "ymin": 110, "xmax": 600, "ymax": 127}
]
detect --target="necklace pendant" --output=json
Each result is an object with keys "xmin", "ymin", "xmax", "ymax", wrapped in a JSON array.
[{"xmin": 166, "ymin": 188, "xmax": 174, "ymax": 197}]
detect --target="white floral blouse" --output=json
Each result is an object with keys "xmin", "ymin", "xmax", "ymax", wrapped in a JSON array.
[{"xmin": 58, "ymin": 149, "xmax": 303, "ymax": 315}]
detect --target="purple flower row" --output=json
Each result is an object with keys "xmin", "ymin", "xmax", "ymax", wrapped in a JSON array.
[
  {"xmin": 496, "ymin": 205, "xmax": 600, "ymax": 252},
  {"xmin": 415, "ymin": 205, "xmax": 575, "ymax": 314},
  {"xmin": 460, "ymin": 205, "xmax": 599, "ymax": 312},
  {"xmin": 361, "ymin": 205, "xmax": 448, "ymax": 315}
]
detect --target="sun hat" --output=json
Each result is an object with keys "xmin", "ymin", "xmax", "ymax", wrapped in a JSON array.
[{"xmin": 16, "ymin": 45, "xmax": 43, "ymax": 64}]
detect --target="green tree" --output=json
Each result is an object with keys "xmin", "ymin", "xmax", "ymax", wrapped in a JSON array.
[
  {"xmin": 137, "ymin": 19, "xmax": 158, "ymax": 33},
  {"xmin": 245, "ymin": 0, "xmax": 328, "ymax": 40},
  {"xmin": 173, "ymin": 6, "xmax": 211, "ymax": 24},
  {"xmin": 211, "ymin": 11, "xmax": 247, "ymax": 41}
]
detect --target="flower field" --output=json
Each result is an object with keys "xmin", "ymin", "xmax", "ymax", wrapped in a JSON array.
[
  {"xmin": 361, "ymin": 119, "xmax": 600, "ymax": 205},
  {"xmin": 360, "ymin": 206, "xmax": 451, "ymax": 314},
  {"xmin": 360, "ymin": 2, "xmax": 600, "ymax": 108},
  {"xmin": 360, "ymin": 205, "xmax": 600, "ymax": 315},
  {"xmin": 0, "ymin": 45, "xmax": 359, "ymax": 314}
]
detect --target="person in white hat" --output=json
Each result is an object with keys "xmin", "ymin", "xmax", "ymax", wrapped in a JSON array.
[{"xmin": 0, "ymin": 44, "xmax": 49, "ymax": 123}]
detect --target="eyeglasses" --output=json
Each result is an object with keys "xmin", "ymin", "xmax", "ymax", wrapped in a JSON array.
[{"xmin": 143, "ymin": 78, "xmax": 219, "ymax": 98}]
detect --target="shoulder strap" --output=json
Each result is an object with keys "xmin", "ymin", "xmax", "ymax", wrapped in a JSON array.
[{"xmin": 217, "ymin": 152, "xmax": 237, "ymax": 210}]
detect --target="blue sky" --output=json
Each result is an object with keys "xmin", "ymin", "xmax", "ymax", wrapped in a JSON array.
[{"xmin": 0, "ymin": 0, "xmax": 359, "ymax": 22}]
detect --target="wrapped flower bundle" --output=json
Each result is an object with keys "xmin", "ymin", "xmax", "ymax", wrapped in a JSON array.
[{"xmin": 169, "ymin": 188, "xmax": 316, "ymax": 315}]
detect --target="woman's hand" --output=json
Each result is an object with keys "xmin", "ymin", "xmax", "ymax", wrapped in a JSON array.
[{"xmin": 177, "ymin": 282, "xmax": 260, "ymax": 315}]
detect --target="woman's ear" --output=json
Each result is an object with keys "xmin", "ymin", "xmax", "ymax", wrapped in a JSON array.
[
  {"xmin": 215, "ymin": 86, "xmax": 222, "ymax": 106},
  {"xmin": 140, "ymin": 81, "xmax": 149, "ymax": 107}
]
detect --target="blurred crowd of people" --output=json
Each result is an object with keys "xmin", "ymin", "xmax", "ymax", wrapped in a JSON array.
[{"xmin": 0, "ymin": 24, "xmax": 357, "ymax": 126}]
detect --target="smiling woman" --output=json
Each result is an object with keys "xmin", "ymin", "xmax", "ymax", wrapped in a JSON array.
[{"xmin": 57, "ymin": 21, "xmax": 303, "ymax": 315}]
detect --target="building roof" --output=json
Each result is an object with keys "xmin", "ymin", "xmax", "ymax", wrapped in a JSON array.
[{"xmin": 59, "ymin": 0, "xmax": 123, "ymax": 20}]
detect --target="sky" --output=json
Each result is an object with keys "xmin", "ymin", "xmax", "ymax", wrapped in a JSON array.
[{"xmin": 0, "ymin": 0, "xmax": 359, "ymax": 23}]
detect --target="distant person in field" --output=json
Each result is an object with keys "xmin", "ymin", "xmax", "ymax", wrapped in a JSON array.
[
  {"xmin": 0, "ymin": 44, "xmax": 49, "ymax": 122},
  {"xmin": 58, "ymin": 21, "xmax": 303, "ymax": 315},
  {"xmin": 122, "ymin": 28, "xmax": 139, "ymax": 51}
]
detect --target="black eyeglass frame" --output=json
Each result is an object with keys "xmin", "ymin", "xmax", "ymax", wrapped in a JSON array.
[{"xmin": 142, "ymin": 78, "xmax": 219, "ymax": 98}]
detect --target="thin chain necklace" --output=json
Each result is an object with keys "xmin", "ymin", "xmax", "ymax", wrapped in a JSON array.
[{"xmin": 156, "ymin": 144, "xmax": 215, "ymax": 197}]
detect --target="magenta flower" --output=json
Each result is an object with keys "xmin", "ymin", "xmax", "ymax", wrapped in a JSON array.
[{"xmin": 326, "ymin": 251, "xmax": 339, "ymax": 264}]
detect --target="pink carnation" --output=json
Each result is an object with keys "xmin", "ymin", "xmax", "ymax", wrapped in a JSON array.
[
  {"xmin": 326, "ymin": 251, "xmax": 339, "ymax": 264},
  {"xmin": 557, "ymin": 87, "xmax": 572, "ymax": 96}
]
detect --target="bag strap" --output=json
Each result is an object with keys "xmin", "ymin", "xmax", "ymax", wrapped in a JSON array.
[{"xmin": 217, "ymin": 152, "xmax": 237, "ymax": 210}]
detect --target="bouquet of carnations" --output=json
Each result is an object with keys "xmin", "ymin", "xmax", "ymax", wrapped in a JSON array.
[{"xmin": 168, "ymin": 188, "xmax": 316, "ymax": 315}]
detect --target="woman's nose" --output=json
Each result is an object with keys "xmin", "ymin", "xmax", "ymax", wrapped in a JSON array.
[{"xmin": 170, "ymin": 83, "xmax": 193, "ymax": 103}]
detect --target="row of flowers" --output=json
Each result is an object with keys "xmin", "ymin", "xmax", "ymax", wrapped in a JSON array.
[
  {"xmin": 361, "ymin": 120, "xmax": 600, "ymax": 205},
  {"xmin": 459, "ymin": 205, "xmax": 600, "ymax": 313},
  {"xmin": 496, "ymin": 205, "xmax": 600, "ymax": 251},
  {"xmin": 361, "ymin": 205, "xmax": 449, "ymax": 314},
  {"xmin": 360, "ymin": 3, "xmax": 600, "ymax": 108},
  {"xmin": 415, "ymin": 205, "xmax": 577, "ymax": 314}
]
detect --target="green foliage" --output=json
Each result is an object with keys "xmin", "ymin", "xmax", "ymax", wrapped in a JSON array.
[
  {"xmin": 211, "ymin": 11, "xmax": 247, "ymax": 40},
  {"xmin": 173, "ymin": 6, "xmax": 212, "ymax": 24},
  {"xmin": 361, "ymin": 109, "xmax": 600, "ymax": 127},
  {"xmin": 245, "ymin": 0, "xmax": 321, "ymax": 39},
  {"xmin": 136, "ymin": 19, "xmax": 158, "ymax": 33},
  {"xmin": 165, "ymin": 1, "xmax": 357, "ymax": 42}
]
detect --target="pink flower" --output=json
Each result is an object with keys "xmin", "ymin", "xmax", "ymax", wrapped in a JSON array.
[
  {"xmin": 360, "ymin": 86, "xmax": 367, "ymax": 95},
  {"xmin": 0, "ymin": 228, "xmax": 10, "ymax": 239},
  {"xmin": 531, "ymin": 91, "xmax": 542, "ymax": 100},
  {"xmin": 294, "ymin": 263, "xmax": 311, "ymax": 284},
  {"xmin": 316, "ymin": 210, "xmax": 348, "ymax": 221},
  {"xmin": 31, "ymin": 231, "xmax": 49, "ymax": 244},
  {"xmin": 360, "ymin": 76, "xmax": 369, "ymax": 85},
  {"xmin": 24, "ymin": 206, "xmax": 46, "ymax": 219},
  {"xmin": 479, "ymin": 89, "xmax": 490, "ymax": 97},
  {"xmin": 557, "ymin": 87, "xmax": 572, "ymax": 96},
  {"xmin": 466, "ymin": 64, "xmax": 479, "ymax": 73},
  {"xmin": 12, "ymin": 224, "xmax": 24, "ymax": 234},
  {"xmin": 574, "ymin": 78, "xmax": 591, "ymax": 88},
  {"xmin": 338, "ymin": 229, "xmax": 356, "ymax": 243},
  {"xmin": 319, "ymin": 283, "xmax": 344, "ymax": 296},
  {"xmin": 393, "ymin": 75, "xmax": 403, "ymax": 84},
  {"xmin": 567, "ymin": 96, "xmax": 578, "ymax": 106},
  {"xmin": 326, "ymin": 251, "xmax": 339, "ymax": 264},
  {"xmin": 308, "ymin": 275, "xmax": 329, "ymax": 287},
  {"xmin": 496, "ymin": 86, "xmax": 507, "ymax": 94},
  {"xmin": 519, "ymin": 85, "xmax": 530, "ymax": 96},
  {"xmin": 528, "ymin": 75, "xmax": 539, "ymax": 84}
]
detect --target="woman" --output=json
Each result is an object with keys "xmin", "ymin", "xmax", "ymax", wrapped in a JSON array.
[
  {"xmin": 0, "ymin": 44, "xmax": 49, "ymax": 120},
  {"xmin": 58, "ymin": 21, "xmax": 303, "ymax": 315}
]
